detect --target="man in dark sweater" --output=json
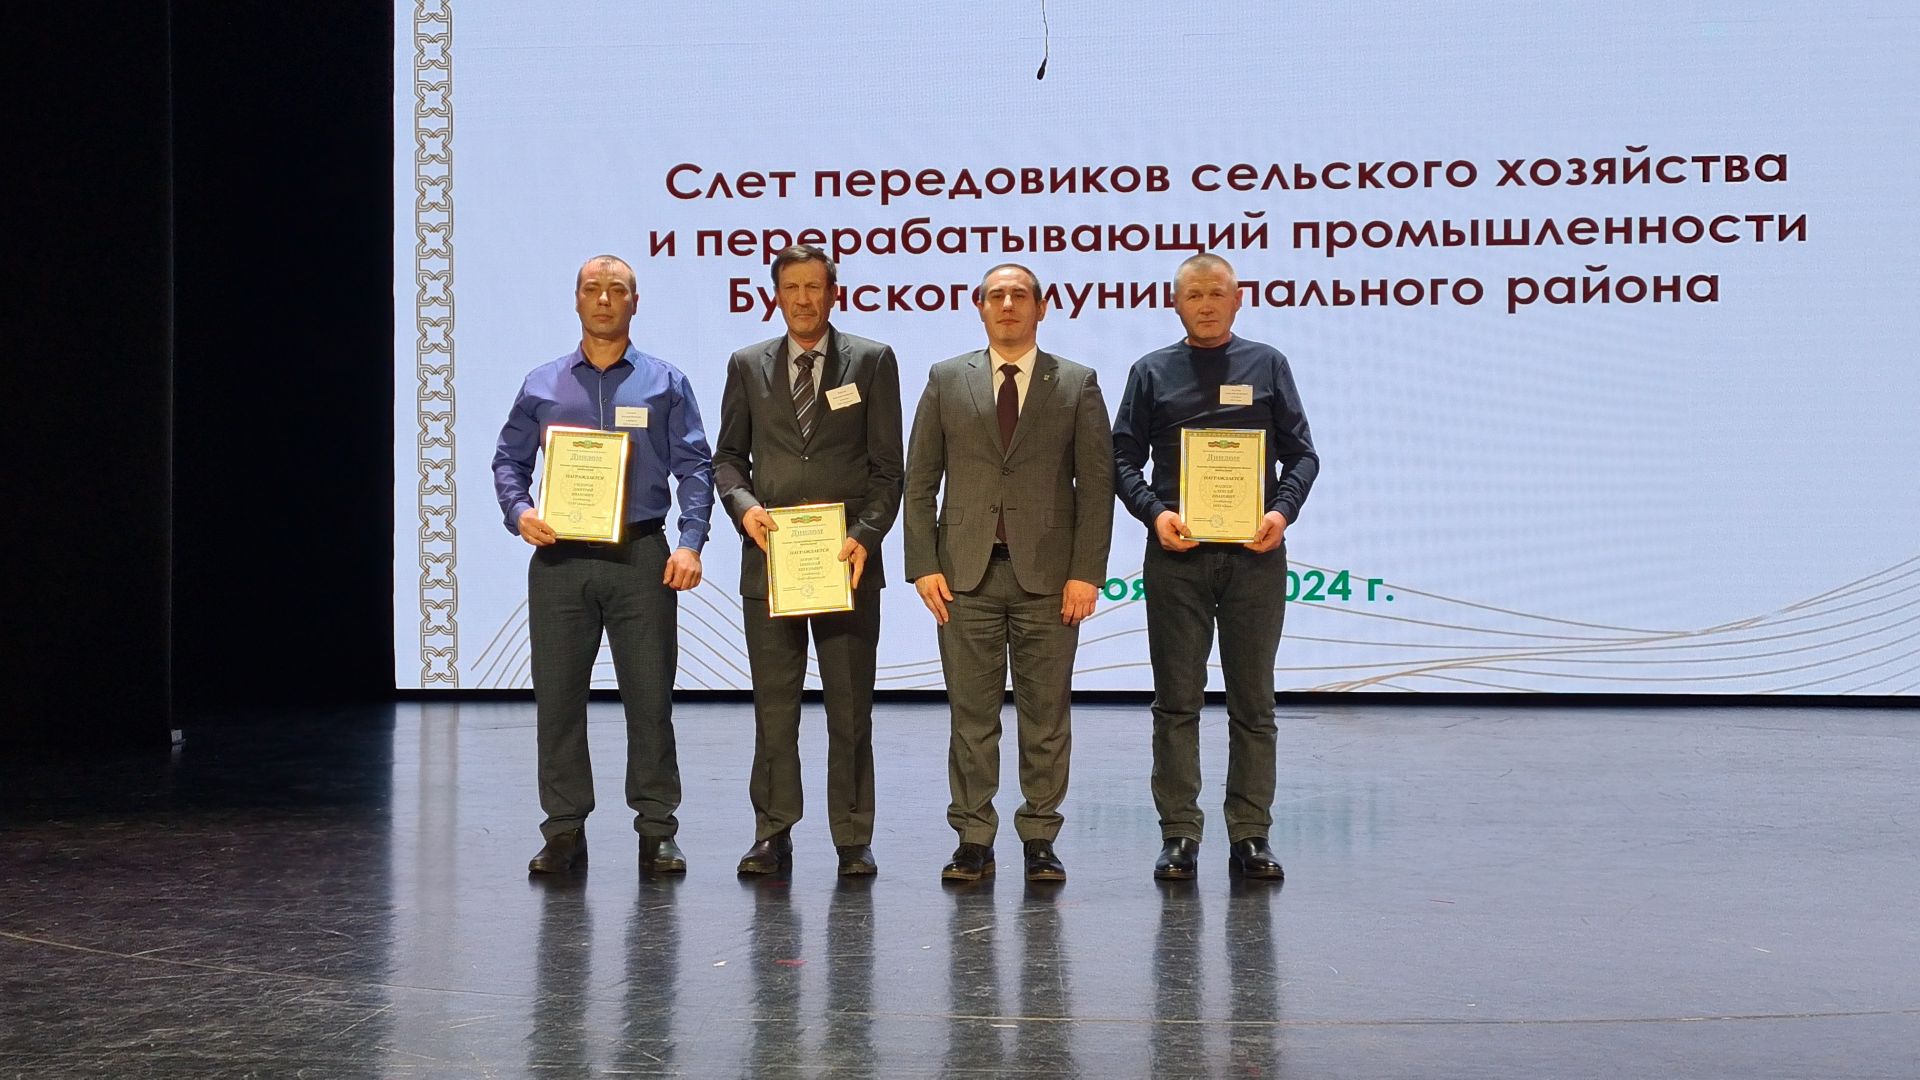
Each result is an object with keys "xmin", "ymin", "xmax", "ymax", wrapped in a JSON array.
[{"xmin": 1112, "ymin": 252, "xmax": 1320, "ymax": 882}]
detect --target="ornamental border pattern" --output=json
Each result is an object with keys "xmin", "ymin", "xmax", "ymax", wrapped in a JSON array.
[{"xmin": 414, "ymin": 0, "xmax": 457, "ymax": 685}]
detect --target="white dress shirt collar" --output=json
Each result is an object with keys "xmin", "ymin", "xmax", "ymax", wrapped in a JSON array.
[
  {"xmin": 988, "ymin": 346, "xmax": 1038, "ymax": 410},
  {"xmin": 787, "ymin": 333, "xmax": 829, "ymax": 388},
  {"xmin": 787, "ymin": 333, "xmax": 828, "ymax": 362},
  {"xmin": 987, "ymin": 346, "xmax": 1037, "ymax": 375}
]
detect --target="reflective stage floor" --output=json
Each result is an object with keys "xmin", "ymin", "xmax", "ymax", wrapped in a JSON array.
[{"xmin": 3, "ymin": 701, "xmax": 1916, "ymax": 1078}]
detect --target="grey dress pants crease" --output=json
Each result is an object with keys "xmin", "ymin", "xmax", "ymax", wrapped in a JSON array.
[
  {"xmin": 940, "ymin": 555, "xmax": 1079, "ymax": 846},
  {"xmin": 527, "ymin": 531, "xmax": 681, "ymax": 839}
]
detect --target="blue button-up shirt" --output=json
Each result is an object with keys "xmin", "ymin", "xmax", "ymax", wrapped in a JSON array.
[{"xmin": 492, "ymin": 344, "xmax": 715, "ymax": 552}]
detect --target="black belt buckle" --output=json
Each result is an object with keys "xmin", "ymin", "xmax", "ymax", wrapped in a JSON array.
[{"xmin": 989, "ymin": 543, "xmax": 1012, "ymax": 561}]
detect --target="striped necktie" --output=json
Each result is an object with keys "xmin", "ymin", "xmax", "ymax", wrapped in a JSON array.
[{"xmin": 793, "ymin": 350, "xmax": 820, "ymax": 441}]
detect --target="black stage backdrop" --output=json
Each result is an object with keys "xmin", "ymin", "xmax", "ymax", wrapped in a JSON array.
[
  {"xmin": 3, "ymin": 4, "xmax": 392, "ymax": 748},
  {"xmin": 8, "ymin": 6, "xmax": 173, "ymax": 748},
  {"xmin": 170, "ymin": 4, "xmax": 392, "ymax": 714}
]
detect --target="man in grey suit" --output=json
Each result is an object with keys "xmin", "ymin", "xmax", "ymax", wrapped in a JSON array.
[
  {"xmin": 904, "ymin": 263, "xmax": 1113, "ymax": 883},
  {"xmin": 713, "ymin": 244, "xmax": 904, "ymax": 877}
]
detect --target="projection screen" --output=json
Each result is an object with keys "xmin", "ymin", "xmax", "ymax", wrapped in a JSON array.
[{"xmin": 394, "ymin": 2, "xmax": 1920, "ymax": 693}]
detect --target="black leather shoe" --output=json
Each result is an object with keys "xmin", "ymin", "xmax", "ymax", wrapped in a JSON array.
[
  {"xmin": 836, "ymin": 844, "xmax": 878, "ymax": 876},
  {"xmin": 737, "ymin": 830, "xmax": 793, "ymax": 875},
  {"xmin": 1154, "ymin": 837, "xmax": 1199, "ymax": 881},
  {"xmin": 1023, "ymin": 838, "xmax": 1066, "ymax": 882},
  {"xmin": 1228, "ymin": 837, "xmax": 1284, "ymax": 880},
  {"xmin": 641, "ymin": 836, "xmax": 687, "ymax": 874},
  {"xmin": 528, "ymin": 828, "xmax": 586, "ymax": 874},
  {"xmin": 940, "ymin": 843, "xmax": 995, "ymax": 881}
]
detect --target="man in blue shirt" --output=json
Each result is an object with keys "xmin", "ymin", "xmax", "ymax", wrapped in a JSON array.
[
  {"xmin": 1112, "ymin": 252, "xmax": 1319, "ymax": 882},
  {"xmin": 493, "ymin": 253, "xmax": 715, "ymax": 875}
]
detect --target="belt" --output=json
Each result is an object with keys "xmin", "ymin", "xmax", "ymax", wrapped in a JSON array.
[
  {"xmin": 612, "ymin": 517, "xmax": 666, "ymax": 541},
  {"xmin": 559, "ymin": 517, "xmax": 665, "ymax": 546},
  {"xmin": 989, "ymin": 543, "xmax": 1012, "ymax": 561}
]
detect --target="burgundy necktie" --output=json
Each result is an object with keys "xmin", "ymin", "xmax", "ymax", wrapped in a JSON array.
[{"xmin": 996, "ymin": 363, "xmax": 1019, "ymax": 540}]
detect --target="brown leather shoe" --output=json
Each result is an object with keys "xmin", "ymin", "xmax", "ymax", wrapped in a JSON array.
[
  {"xmin": 940, "ymin": 842, "xmax": 995, "ymax": 881},
  {"xmin": 736, "ymin": 830, "xmax": 793, "ymax": 875},
  {"xmin": 836, "ymin": 844, "xmax": 878, "ymax": 876},
  {"xmin": 528, "ymin": 828, "xmax": 586, "ymax": 874}
]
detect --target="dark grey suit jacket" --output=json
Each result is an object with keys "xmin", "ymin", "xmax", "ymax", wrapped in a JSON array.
[
  {"xmin": 903, "ymin": 349, "xmax": 1113, "ymax": 594},
  {"xmin": 713, "ymin": 327, "xmax": 905, "ymax": 600}
]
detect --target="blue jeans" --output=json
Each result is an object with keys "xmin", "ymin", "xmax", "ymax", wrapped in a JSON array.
[{"xmin": 1142, "ymin": 539, "xmax": 1288, "ymax": 842}]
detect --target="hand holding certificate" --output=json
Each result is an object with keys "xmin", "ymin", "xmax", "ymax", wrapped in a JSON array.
[
  {"xmin": 1179, "ymin": 428, "xmax": 1266, "ymax": 543},
  {"xmin": 766, "ymin": 503, "xmax": 855, "ymax": 617},
  {"xmin": 536, "ymin": 425, "xmax": 631, "ymax": 542}
]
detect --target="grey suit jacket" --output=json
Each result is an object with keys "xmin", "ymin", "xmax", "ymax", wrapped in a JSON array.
[
  {"xmin": 713, "ymin": 327, "xmax": 905, "ymax": 600},
  {"xmin": 903, "ymin": 349, "xmax": 1113, "ymax": 594}
]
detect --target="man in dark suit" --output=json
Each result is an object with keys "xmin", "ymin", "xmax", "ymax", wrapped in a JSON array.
[
  {"xmin": 713, "ymin": 244, "xmax": 904, "ymax": 876},
  {"xmin": 904, "ymin": 263, "xmax": 1113, "ymax": 883}
]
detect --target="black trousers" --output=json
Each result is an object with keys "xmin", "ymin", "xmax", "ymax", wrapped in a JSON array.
[
  {"xmin": 741, "ymin": 595, "xmax": 882, "ymax": 845},
  {"xmin": 527, "ymin": 532, "xmax": 680, "ymax": 839}
]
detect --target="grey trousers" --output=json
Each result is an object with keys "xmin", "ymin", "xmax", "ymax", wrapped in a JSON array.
[
  {"xmin": 741, "ymin": 595, "xmax": 882, "ymax": 845},
  {"xmin": 1142, "ymin": 540, "xmax": 1288, "ymax": 843},
  {"xmin": 939, "ymin": 555, "xmax": 1079, "ymax": 846},
  {"xmin": 527, "ymin": 532, "xmax": 680, "ymax": 840}
]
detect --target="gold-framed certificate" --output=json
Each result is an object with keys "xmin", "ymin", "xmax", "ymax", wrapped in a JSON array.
[
  {"xmin": 1179, "ymin": 427, "xmax": 1266, "ymax": 543},
  {"xmin": 766, "ymin": 503, "xmax": 854, "ymax": 617},
  {"xmin": 536, "ymin": 425, "xmax": 631, "ymax": 542}
]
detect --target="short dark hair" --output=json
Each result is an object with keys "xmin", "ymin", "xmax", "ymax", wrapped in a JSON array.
[
  {"xmin": 770, "ymin": 244, "xmax": 838, "ymax": 292},
  {"xmin": 978, "ymin": 262, "xmax": 1043, "ymax": 299},
  {"xmin": 576, "ymin": 254, "xmax": 636, "ymax": 290}
]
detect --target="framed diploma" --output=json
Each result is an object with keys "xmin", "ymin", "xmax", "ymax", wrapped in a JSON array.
[
  {"xmin": 536, "ymin": 425, "xmax": 631, "ymax": 542},
  {"xmin": 766, "ymin": 503, "xmax": 855, "ymax": 617},
  {"xmin": 1179, "ymin": 427, "xmax": 1266, "ymax": 543}
]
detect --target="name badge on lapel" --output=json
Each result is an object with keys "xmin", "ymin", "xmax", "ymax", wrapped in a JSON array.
[
  {"xmin": 1219, "ymin": 385, "xmax": 1254, "ymax": 406},
  {"xmin": 825, "ymin": 383, "xmax": 862, "ymax": 410}
]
